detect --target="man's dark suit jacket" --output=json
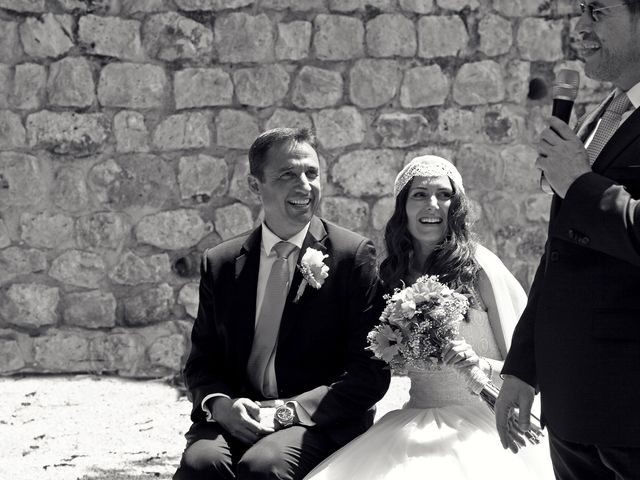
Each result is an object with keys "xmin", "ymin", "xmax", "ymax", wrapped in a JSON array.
[
  {"xmin": 503, "ymin": 104, "xmax": 640, "ymax": 447},
  {"xmin": 183, "ymin": 216, "xmax": 391, "ymax": 447}
]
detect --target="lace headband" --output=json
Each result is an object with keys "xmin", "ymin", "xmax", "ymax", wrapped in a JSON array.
[{"xmin": 393, "ymin": 155, "xmax": 464, "ymax": 197}]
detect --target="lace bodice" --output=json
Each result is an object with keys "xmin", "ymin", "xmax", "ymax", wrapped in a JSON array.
[{"xmin": 404, "ymin": 307, "xmax": 502, "ymax": 409}]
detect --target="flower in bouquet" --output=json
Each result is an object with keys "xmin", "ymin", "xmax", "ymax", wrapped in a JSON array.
[{"xmin": 293, "ymin": 247, "xmax": 329, "ymax": 303}]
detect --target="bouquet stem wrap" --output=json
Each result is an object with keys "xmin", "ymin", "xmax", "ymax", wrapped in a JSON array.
[{"xmin": 463, "ymin": 366, "xmax": 544, "ymax": 445}]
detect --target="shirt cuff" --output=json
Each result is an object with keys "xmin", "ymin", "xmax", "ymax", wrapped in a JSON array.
[{"xmin": 201, "ymin": 393, "xmax": 231, "ymax": 422}]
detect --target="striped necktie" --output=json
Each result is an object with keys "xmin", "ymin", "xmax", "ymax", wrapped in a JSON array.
[{"xmin": 586, "ymin": 92, "xmax": 632, "ymax": 165}]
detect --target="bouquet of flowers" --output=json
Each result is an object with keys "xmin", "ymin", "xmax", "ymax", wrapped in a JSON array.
[{"xmin": 367, "ymin": 274, "xmax": 544, "ymax": 446}]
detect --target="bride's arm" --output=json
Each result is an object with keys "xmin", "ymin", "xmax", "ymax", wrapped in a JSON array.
[{"xmin": 477, "ymin": 269, "xmax": 505, "ymax": 385}]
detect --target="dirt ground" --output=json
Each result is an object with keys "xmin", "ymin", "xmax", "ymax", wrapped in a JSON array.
[{"xmin": 1, "ymin": 375, "xmax": 409, "ymax": 480}]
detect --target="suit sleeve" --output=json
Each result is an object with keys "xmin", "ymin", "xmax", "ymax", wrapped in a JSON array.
[
  {"xmin": 183, "ymin": 252, "xmax": 234, "ymax": 422},
  {"xmin": 553, "ymin": 171, "xmax": 640, "ymax": 266},
  {"xmin": 289, "ymin": 239, "xmax": 391, "ymax": 427},
  {"xmin": 500, "ymin": 252, "xmax": 546, "ymax": 390}
]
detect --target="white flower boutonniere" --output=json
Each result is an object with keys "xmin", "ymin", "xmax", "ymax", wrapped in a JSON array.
[{"xmin": 293, "ymin": 247, "xmax": 329, "ymax": 303}]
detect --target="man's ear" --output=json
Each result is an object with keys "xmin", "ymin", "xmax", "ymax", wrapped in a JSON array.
[{"xmin": 247, "ymin": 175, "xmax": 261, "ymax": 196}]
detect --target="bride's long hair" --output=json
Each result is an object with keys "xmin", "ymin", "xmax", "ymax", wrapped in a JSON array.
[{"xmin": 379, "ymin": 177, "xmax": 479, "ymax": 295}]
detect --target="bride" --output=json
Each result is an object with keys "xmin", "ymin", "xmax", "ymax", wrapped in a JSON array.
[{"xmin": 304, "ymin": 155, "xmax": 553, "ymax": 479}]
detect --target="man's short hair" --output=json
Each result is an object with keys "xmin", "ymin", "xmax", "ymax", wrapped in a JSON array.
[{"xmin": 248, "ymin": 128, "xmax": 317, "ymax": 180}]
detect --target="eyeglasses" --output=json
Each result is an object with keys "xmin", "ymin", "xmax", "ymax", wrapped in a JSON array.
[{"xmin": 579, "ymin": 2, "xmax": 629, "ymax": 22}]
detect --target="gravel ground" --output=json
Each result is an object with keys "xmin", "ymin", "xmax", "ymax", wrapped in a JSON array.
[{"xmin": 1, "ymin": 375, "xmax": 409, "ymax": 480}]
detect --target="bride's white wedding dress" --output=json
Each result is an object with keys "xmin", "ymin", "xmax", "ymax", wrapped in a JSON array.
[{"xmin": 304, "ymin": 245, "xmax": 554, "ymax": 480}]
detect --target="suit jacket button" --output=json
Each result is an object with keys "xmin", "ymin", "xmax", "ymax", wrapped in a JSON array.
[
  {"xmin": 568, "ymin": 228, "xmax": 575, "ymax": 239},
  {"xmin": 579, "ymin": 237, "xmax": 590, "ymax": 246},
  {"xmin": 550, "ymin": 251, "xmax": 559, "ymax": 262}
]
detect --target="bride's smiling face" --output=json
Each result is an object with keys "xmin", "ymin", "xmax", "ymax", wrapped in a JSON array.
[{"xmin": 405, "ymin": 175, "xmax": 453, "ymax": 251}]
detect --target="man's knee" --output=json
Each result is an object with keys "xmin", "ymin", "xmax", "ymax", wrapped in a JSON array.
[
  {"xmin": 175, "ymin": 439, "xmax": 234, "ymax": 480},
  {"xmin": 237, "ymin": 440, "xmax": 290, "ymax": 480}
]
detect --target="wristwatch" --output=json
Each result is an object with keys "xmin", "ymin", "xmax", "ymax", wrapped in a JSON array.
[{"xmin": 274, "ymin": 402, "xmax": 298, "ymax": 429}]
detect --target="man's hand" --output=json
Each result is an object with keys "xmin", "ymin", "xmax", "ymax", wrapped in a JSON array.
[
  {"xmin": 209, "ymin": 397, "xmax": 274, "ymax": 444},
  {"xmin": 495, "ymin": 375, "xmax": 536, "ymax": 453},
  {"xmin": 536, "ymin": 117, "xmax": 590, "ymax": 198}
]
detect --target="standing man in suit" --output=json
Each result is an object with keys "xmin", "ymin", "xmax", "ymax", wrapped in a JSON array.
[
  {"xmin": 495, "ymin": 1, "xmax": 640, "ymax": 478},
  {"xmin": 174, "ymin": 127, "xmax": 390, "ymax": 480}
]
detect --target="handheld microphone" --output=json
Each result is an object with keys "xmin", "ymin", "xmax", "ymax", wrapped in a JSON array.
[{"xmin": 540, "ymin": 69, "xmax": 580, "ymax": 194}]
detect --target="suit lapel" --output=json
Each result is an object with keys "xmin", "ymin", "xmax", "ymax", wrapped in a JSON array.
[
  {"xmin": 234, "ymin": 227, "xmax": 261, "ymax": 371},
  {"xmin": 278, "ymin": 217, "xmax": 328, "ymax": 345},
  {"xmin": 591, "ymin": 107, "xmax": 640, "ymax": 173}
]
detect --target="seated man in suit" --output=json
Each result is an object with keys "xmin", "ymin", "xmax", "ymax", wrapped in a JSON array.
[{"xmin": 174, "ymin": 127, "xmax": 391, "ymax": 480}]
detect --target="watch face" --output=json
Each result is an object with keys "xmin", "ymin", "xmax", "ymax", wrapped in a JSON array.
[{"xmin": 275, "ymin": 405, "xmax": 295, "ymax": 424}]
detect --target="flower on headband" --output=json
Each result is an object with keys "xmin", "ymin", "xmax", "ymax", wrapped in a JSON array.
[{"xmin": 293, "ymin": 247, "xmax": 329, "ymax": 303}]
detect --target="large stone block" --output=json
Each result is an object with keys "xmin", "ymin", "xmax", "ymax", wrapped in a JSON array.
[
  {"xmin": 276, "ymin": 21, "xmax": 312, "ymax": 61},
  {"xmin": 152, "ymin": 112, "xmax": 211, "ymax": 150},
  {"xmin": 233, "ymin": 65, "xmax": 290, "ymax": 108},
  {"xmin": 98, "ymin": 63, "xmax": 167, "ymax": 109},
  {"xmin": 438, "ymin": 0, "xmax": 479, "ymax": 9},
  {"xmin": 178, "ymin": 282, "xmax": 198, "ymax": 318},
  {"xmin": 76, "ymin": 212, "xmax": 130, "ymax": 251},
  {"xmin": 478, "ymin": 14, "xmax": 512, "ymax": 57},
  {"xmin": 500, "ymin": 143, "xmax": 539, "ymax": 192},
  {"xmin": 178, "ymin": 154, "xmax": 229, "ymax": 201},
  {"xmin": 216, "ymin": 109, "xmax": 259, "ymax": 149},
  {"xmin": 0, "ymin": 19, "xmax": 21, "ymax": 63},
  {"xmin": 0, "ymin": 110, "xmax": 25, "ymax": 149},
  {"xmin": 20, "ymin": 14, "xmax": 74, "ymax": 59},
  {"xmin": 455, "ymin": 143, "xmax": 506, "ymax": 192},
  {"xmin": 89, "ymin": 332, "xmax": 145, "ymax": 373},
  {"xmin": 453, "ymin": 61, "xmax": 505, "ymax": 105},
  {"xmin": 400, "ymin": 65, "xmax": 449, "ymax": 108},
  {"xmin": 436, "ymin": 108, "xmax": 482, "ymax": 143},
  {"xmin": 213, "ymin": 203, "xmax": 254, "ymax": 240},
  {"xmin": 52, "ymin": 166, "xmax": 90, "ymax": 213},
  {"xmin": 366, "ymin": 14, "xmax": 416, "ymax": 58},
  {"xmin": 0, "ymin": 339, "xmax": 25, "ymax": 373},
  {"xmin": 47, "ymin": 57, "xmax": 95, "ymax": 108},
  {"xmin": 136, "ymin": 209, "xmax": 213, "ymax": 249},
  {"xmin": 0, "ymin": 219, "xmax": 9, "ymax": 248},
  {"xmin": 0, "ymin": 247, "xmax": 47, "ymax": 286},
  {"xmin": 265, "ymin": 109, "xmax": 313, "ymax": 132},
  {"xmin": 313, "ymin": 14, "xmax": 364, "ymax": 61},
  {"xmin": 88, "ymin": 155, "xmax": 174, "ymax": 210},
  {"xmin": 174, "ymin": 68, "xmax": 233, "ymax": 109},
  {"xmin": 122, "ymin": 0, "xmax": 170, "ymax": 14},
  {"xmin": 79, "ymin": 15, "xmax": 144, "ymax": 61},
  {"xmin": 113, "ymin": 111, "xmax": 150, "ymax": 153},
  {"xmin": 57, "ymin": 0, "xmax": 120, "ymax": 13},
  {"xmin": 34, "ymin": 331, "xmax": 90, "ymax": 371},
  {"xmin": 505, "ymin": 60, "xmax": 531, "ymax": 103},
  {"xmin": 49, "ymin": 250, "xmax": 107, "ymax": 288},
  {"xmin": 63, "ymin": 290, "xmax": 117, "ymax": 328},
  {"xmin": 262, "ymin": 0, "xmax": 322, "ymax": 9},
  {"xmin": 483, "ymin": 105, "xmax": 526, "ymax": 144},
  {"xmin": 398, "ymin": 0, "xmax": 433, "ymax": 12},
  {"xmin": 143, "ymin": 12, "xmax": 213, "ymax": 62},
  {"xmin": 13, "ymin": 63, "xmax": 46, "ymax": 110},
  {"xmin": 375, "ymin": 112, "xmax": 429, "ymax": 148},
  {"xmin": 148, "ymin": 333, "xmax": 186, "ymax": 370},
  {"xmin": 109, "ymin": 251, "xmax": 171, "ymax": 285},
  {"xmin": 215, "ymin": 13, "xmax": 274, "ymax": 63},
  {"xmin": 517, "ymin": 18, "xmax": 563, "ymax": 62},
  {"xmin": 350, "ymin": 59, "xmax": 401, "ymax": 108},
  {"xmin": 27, "ymin": 111, "xmax": 110, "ymax": 156},
  {"xmin": 175, "ymin": 0, "xmax": 254, "ymax": 9},
  {"xmin": 122, "ymin": 283, "xmax": 174, "ymax": 326},
  {"xmin": 0, "ymin": 283, "xmax": 59, "ymax": 328},
  {"xmin": 320, "ymin": 197, "xmax": 369, "ymax": 231},
  {"xmin": 312, "ymin": 107, "xmax": 366, "ymax": 149},
  {"xmin": 0, "ymin": 65, "xmax": 9, "ymax": 108},
  {"xmin": 328, "ymin": 0, "xmax": 394, "ymax": 11},
  {"xmin": 492, "ymin": 0, "xmax": 548, "ymax": 17},
  {"xmin": 332, "ymin": 149, "xmax": 399, "ymax": 197},
  {"xmin": 0, "ymin": 152, "xmax": 49, "ymax": 208},
  {"xmin": 525, "ymin": 193, "xmax": 552, "ymax": 223},
  {"xmin": 20, "ymin": 211, "xmax": 75, "ymax": 249},
  {"xmin": 228, "ymin": 157, "xmax": 261, "ymax": 206},
  {"xmin": 291, "ymin": 66, "xmax": 343, "ymax": 109},
  {"xmin": 0, "ymin": 0, "xmax": 44, "ymax": 12},
  {"xmin": 418, "ymin": 16, "xmax": 468, "ymax": 58},
  {"xmin": 372, "ymin": 196, "xmax": 394, "ymax": 230}
]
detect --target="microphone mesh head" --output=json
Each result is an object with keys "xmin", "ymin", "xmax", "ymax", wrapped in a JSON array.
[{"xmin": 553, "ymin": 69, "xmax": 580, "ymax": 101}]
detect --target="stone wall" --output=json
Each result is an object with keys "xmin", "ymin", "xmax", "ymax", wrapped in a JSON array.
[{"xmin": 0, "ymin": 0, "xmax": 609, "ymax": 377}]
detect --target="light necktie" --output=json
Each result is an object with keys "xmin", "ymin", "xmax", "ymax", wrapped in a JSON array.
[
  {"xmin": 247, "ymin": 241, "xmax": 297, "ymax": 397},
  {"xmin": 586, "ymin": 92, "xmax": 632, "ymax": 165}
]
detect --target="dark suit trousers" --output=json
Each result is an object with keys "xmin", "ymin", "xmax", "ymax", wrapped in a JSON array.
[
  {"xmin": 549, "ymin": 429, "xmax": 640, "ymax": 480},
  {"xmin": 173, "ymin": 422, "xmax": 339, "ymax": 480}
]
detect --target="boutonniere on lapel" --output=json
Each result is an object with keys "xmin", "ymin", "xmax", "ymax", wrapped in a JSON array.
[{"xmin": 293, "ymin": 247, "xmax": 329, "ymax": 303}]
